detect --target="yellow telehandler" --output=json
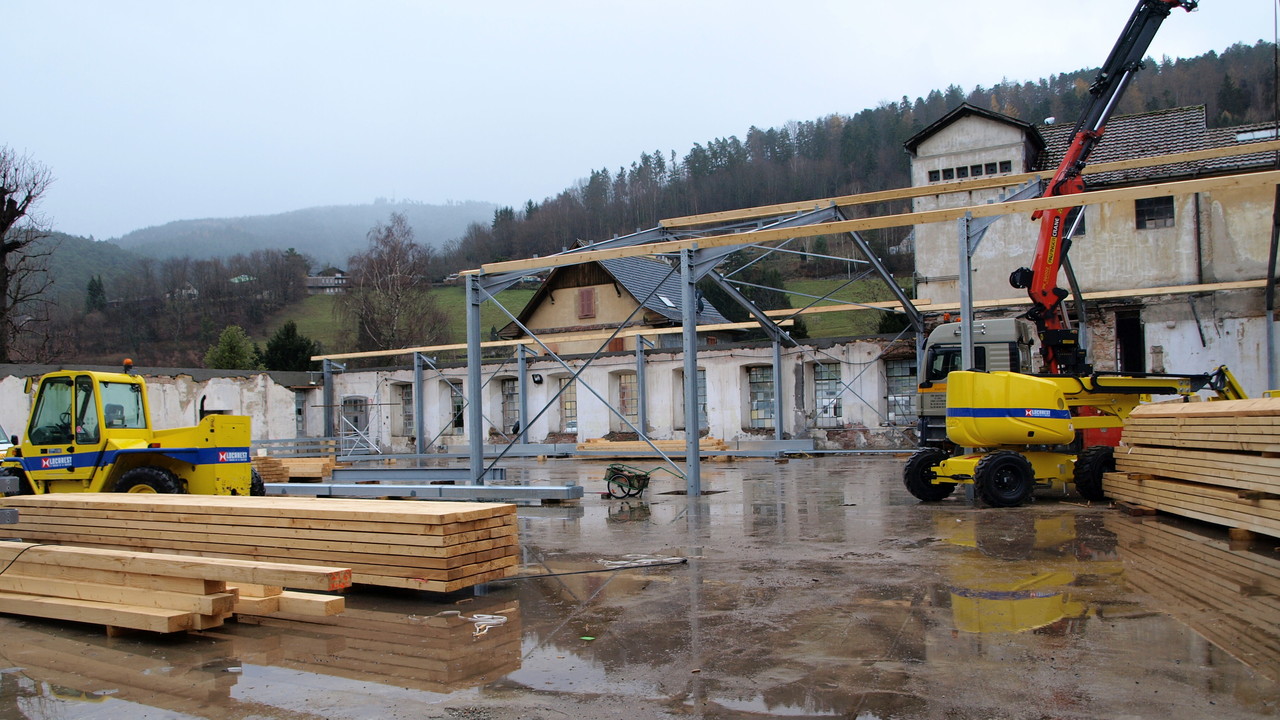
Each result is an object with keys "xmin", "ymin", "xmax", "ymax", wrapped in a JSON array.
[{"xmin": 0, "ymin": 361, "xmax": 261, "ymax": 496}]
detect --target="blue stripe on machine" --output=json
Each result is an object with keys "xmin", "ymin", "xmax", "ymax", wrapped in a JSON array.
[
  {"xmin": 19, "ymin": 446, "xmax": 251, "ymax": 473},
  {"xmin": 947, "ymin": 407, "xmax": 1071, "ymax": 420}
]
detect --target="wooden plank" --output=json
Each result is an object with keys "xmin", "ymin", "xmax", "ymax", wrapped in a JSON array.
[
  {"xmin": 1103, "ymin": 474, "xmax": 1280, "ymax": 537},
  {"xmin": 476, "ymin": 170, "xmax": 1280, "ymax": 275},
  {"xmin": 2, "ymin": 508, "xmax": 519, "ymax": 548},
  {"xmin": 0, "ymin": 530, "xmax": 516, "ymax": 574},
  {"xmin": 659, "ymin": 139, "xmax": 1280, "ymax": 228},
  {"xmin": 1129, "ymin": 398, "xmax": 1280, "ymax": 418},
  {"xmin": 4, "ymin": 563, "xmax": 226, "ymax": 595},
  {"xmin": 0, "ymin": 543, "xmax": 353, "ymax": 592},
  {"xmin": 0, "ymin": 493, "xmax": 516, "ymax": 525},
  {"xmin": 0, "ymin": 573, "xmax": 236, "ymax": 615},
  {"xmin": 277, "ymin": 590, "xmax": 345, "ymax": 617},
  {"xmin": 232, "ymin": 594, "xmax": 281, "ymax": 615},
  {"xmin": 0, "ymin": 519, "xmax": 519, "ymax": 557},
  {"xmin": 0, "ymin": 503, "xmax": 515, "ymax": 536},
  {"xmin": 0, "ymin": 591, "xmax": 195, "ymax": 633}
]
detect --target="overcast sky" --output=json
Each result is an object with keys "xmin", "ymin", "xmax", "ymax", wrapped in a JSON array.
[{"xmin": 4, "ymin": 1, "xmax": 1270, "ymax": 240}]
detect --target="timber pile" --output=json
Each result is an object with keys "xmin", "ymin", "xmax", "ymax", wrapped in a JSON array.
[
  {"xmin": 0, "ymin": 541, "xmax": 350, "ymax": 634},
  {"xmin": 1107, "ymin": 515, "xmax": 1280, "ymax": 683},
  {"xmin": 1103, "ymin": 398, "xmax": 1280, "ymax": 539},
  {"xmin": 577, "ymin": 436, "xmax": 728, "ymax": 456},
  {"xmin": 251, "ymin": 455, "xmax": 339, "ymax": 482},
  {"xmin": 0, "ymin": 494, "xmax": 519, "ymax": 592},
  {"xmin": 234, "ymin": 595, "xmax": 521, "ymax": 693}
]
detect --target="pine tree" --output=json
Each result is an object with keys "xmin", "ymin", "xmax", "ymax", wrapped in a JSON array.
[
  {"xmin": 84, "ymin": 275, "xmax": 107, "ymax": 313},
  {"xmin": 260, "ymin": 320, "xmax": 319, "ymax": 371},
  {"xmin": 203, "ymin": 325, "xmax": 260, "ymax": 370}
]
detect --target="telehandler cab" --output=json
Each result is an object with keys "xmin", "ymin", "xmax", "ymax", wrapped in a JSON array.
[{"xmin": 0, "ymin": 360, "xmax": 263, "ymax": 496}]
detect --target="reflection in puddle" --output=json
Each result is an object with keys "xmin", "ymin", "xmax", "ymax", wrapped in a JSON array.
[
  {"xmin": 935, "ymin": 512, "xmax": 1127, "ymax": 634},
  {"xmin": 1109, "ymin": 514, "xmax": 1280, "ymax": 684}
]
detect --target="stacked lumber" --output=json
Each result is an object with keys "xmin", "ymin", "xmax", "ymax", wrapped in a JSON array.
[
  {"xmin": 1104, "ymin": 398, "xmax": 1280, "ymax": 538},
  {"xmin": 0, "ymin": 493, "xmax": 519, "ymax": 592},
  {"xmin": 577, "ymin": 436, "xmax": 728, "ymax": 456},
  {"xmin": 0, "ymin": 541, "xmax": 350, "ymax": 634},
  {"xmin": 233, "ymin": 595, "xmax": 521, "ymax": 693},
  {"xmin": 251, "ymin": 455, "xmax": 338, "ymax": 482},
  {"xmin": 1107, "ymin": 515, "xmax": 1280, "ymax": 683}
]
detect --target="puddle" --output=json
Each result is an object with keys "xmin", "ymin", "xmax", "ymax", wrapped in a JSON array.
[{"xmin": 0, "ymin": 456, "xmax": 1274, "ymax": 718}]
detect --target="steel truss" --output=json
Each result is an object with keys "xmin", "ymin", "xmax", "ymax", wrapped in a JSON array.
[{"xmin": 463, "ymin": 206, "xmax": 924, "ymax": 494}]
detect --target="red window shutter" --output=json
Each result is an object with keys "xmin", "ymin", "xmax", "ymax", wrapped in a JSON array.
[{"xmin": 577, "ymin": 288, "xmax": 596, "ymax": 319}]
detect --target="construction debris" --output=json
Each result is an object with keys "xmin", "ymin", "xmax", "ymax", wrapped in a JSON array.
[
  {"xmin": 1104, "ymin": 399, "xmax": 1280, "ymax": 538},
  {"xmin": 0, "ymin": 541, "xmax": 350, "ymax": 633},
  {"xmin": 0, "ymin": 493, "xmax": 519, "ymax": 592}
]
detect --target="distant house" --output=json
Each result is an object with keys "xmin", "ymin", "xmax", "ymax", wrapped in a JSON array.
[
  {"xmin": 498, "ymin": 255, "xmax": 735, "ymax": 354},
  {"xmin": 306, "ymin": 268, "xmax": 348, "ymax": 295}
]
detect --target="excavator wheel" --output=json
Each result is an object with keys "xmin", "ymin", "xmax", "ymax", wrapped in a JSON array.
[
  {"xmin": 1073, "ymin": 445, "xmax": 1114, "ymax": 502},
  {"xmin": 115, "ymin": 466, "xmax": 182, "ymax": 494},
  {"xmin": 903, "ymin": 448, "xmax": 956, "ymax": 501},
  {"xmin": 974, "ymin": 450, "xmax": 1035, "ymax": 508},
  {"xmin": 250, "ymin": 469, "xmax": 266, "ymax": 496}
]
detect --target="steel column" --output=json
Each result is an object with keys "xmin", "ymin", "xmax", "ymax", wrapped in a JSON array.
[
  {"xmin": 517, "ymin": 345, "xmax": 529, "ymax": 443},
  {"xmin": 681, "ymin": 248, "xmax": 702, "ymax": 496},
  {"xmin": 465, "ymin": 274, "xmax": 485, "ymax": 484},
  {"xmin": 413, "ymin": 353, "xmax": 426, "ymax": 455}
]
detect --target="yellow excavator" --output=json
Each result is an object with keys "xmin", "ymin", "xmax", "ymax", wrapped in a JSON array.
[{"xmin": 0, "ymin": 361, "xmax": 261, "ymax": 496}]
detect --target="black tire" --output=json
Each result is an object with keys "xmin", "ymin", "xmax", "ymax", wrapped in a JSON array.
[
  {"xmin": 250, "ymin": 468, "xmax": 266, "ymax": 496},
  {"xmin": 903, "ymin": 448, "xmax": 956, "ymax": 501},
  {"xmin": 1073, "ymin": 445, "xmax": 1114, "ymax": 502},
  {"xmin": 974, "ymin": 450, "xmax": 1035, "ymax": 508},
  {"xmin": 115, "ymin": 466, "xmax": 182, "ymax": 494},
  {"xmin": 606, "ymin": 471, "xmax": 630, "ymax": 499}
]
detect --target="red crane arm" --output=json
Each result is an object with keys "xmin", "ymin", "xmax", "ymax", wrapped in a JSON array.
[{"xmin": 1010, "ymin": 0, "xmax": 1196, "ymax": 373}]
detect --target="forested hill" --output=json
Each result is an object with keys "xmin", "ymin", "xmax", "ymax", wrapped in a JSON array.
[
  {"xmin": 113, "ymin": 200, "xmax": 497, "ymax": 266},
  {"xmin": 439, "ymin": 41, "xmax": 1276, "ymax": 274}
]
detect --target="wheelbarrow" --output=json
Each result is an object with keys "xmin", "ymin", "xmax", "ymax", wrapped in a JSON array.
[{"xmin": 603, "ymin": 463, "xmax": 681, "ymax": 499}]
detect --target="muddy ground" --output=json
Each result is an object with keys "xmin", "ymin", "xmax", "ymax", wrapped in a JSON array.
[{"xmin": 0, "ymin": 455, "xmax": 1276, "ymax": 719}]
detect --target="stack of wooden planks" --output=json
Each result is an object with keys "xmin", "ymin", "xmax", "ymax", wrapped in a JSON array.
[
  {"xmin": 0, "ymin": 541, "xmax": 350, "ymax": 634},
  {"xmin": 1104, "ymin": 398, "xmax": 1280, "ymax": 538},
  {"xmin": 1107, "ymin": 514, "xmax": 1280, "ymax": 683},
  {"xmin": 251, "ymin": 455, "xmax": 339, "ymax": 482},
  {"xmin": 233, "ymin": 594, "xmax": 522, "ymax": 693},
  {"xmin": 0, "ymin": 493, "xmax": 519, "ymax": 592},
  {"xmin": 577, "ymin": 436, "xmax": 727, "ymax": 456}
]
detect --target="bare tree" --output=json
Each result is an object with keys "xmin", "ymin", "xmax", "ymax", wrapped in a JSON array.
[
  {"xmin": 338, "ymin": 212, "xmax": 447, "ymax": 355},
  {"xmin": 0, "ymin": 147, "xmax": 55, "ymax": 362}
]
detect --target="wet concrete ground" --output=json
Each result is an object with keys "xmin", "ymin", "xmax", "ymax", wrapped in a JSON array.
[{"xmin": 0, "ymin": 455, "xmax": 1277, "ymax": 719}]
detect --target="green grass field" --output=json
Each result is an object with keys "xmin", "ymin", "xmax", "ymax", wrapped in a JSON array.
[
  {"xmin": 258, "ymin": 286, "xmax": 537, "ymax": 353},
  {"xmin": 258, "ymin": 276, "xmax": 909, "ymax": 354},
  {"xmin": 783, "ymin": 276, "xmax": 915, "ymax": 338}
]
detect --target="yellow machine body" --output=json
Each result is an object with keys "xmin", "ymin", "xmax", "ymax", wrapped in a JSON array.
[{"xmin": 2, "ymin": 369, "xmax": 254, "ymax": 495}]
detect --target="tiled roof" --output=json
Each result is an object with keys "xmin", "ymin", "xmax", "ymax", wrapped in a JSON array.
[
  {"xmin": 600, "ymin": 256, "xmax": 731, "ymax": 325},
  {"xmin": 1035, "ymin": 105, "xmax": 1277, "ymax": 185}
]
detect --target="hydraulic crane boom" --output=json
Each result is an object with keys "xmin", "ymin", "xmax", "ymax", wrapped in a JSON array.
[{"xmin": 1009, "ymin": 0, "xmax": 1197, "ymax": 373}]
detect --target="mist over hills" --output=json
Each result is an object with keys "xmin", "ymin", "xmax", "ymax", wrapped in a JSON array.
[{"xmin": 110, "ymin": 199, "xmax": 498, "ymax": 267}]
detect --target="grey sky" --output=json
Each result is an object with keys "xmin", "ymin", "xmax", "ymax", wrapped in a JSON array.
[{"xmin": 5, "ymin": 1, "xmax": 1269, "ymax": 240}]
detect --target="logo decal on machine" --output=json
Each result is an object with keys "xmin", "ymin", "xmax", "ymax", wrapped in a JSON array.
[
  {"xmin": 40, "ymin": 455, "xmax": 74, "ymax": 469},
  {"xmin": 218, "ymin": 450, "xmax": 249, "ymax": 463}
]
